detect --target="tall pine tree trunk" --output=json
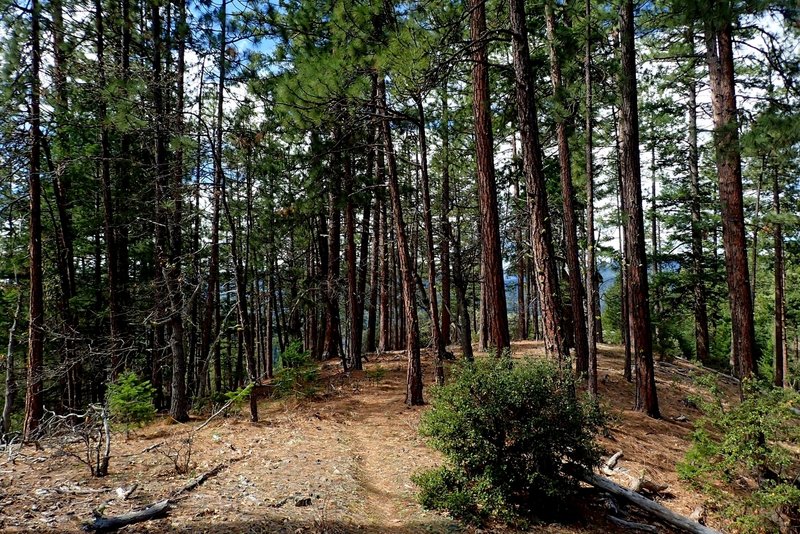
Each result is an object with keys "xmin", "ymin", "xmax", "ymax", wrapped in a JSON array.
[
  {"xmin": 416, "ymin": 95, "xmax": 445, "ymax": 384},
  {"xmin": 377, "ymin": 77, "xmax": 423, "ymax": 405},
  {"xmin": 704, "ymin": 7, "xmax": 757, "ymax": 380},
  {"xmin": 686, "ymin": 29, "xmax": 710, "ymax": 364},
  {"xmin": 619, "ymin": 0, "xmax": 658, "ymax": 417},
  {"xmin": 546, "ymin": 2, "xmax": 590, "ymax": 374},
  {"xmin": 584, "ymin": 0, "xmax": 598, "ymax": 397},
  {"xmin": 773, "ymin": 170, "xmax": 786, "ymax": 387},
  {"xmin": 23, "ymin": 0, "xmax": 44, "ymax": 440},
  {"xmin": 97, "ymin": 0, "xmax": 123, "ymax": 376},
  {"xmin": 440, "ymin": 84, "xmax": 452, "ymax": 347},
  {"xmin": 509, "ymin": 0, "xmax": 566, "ymax": 360},
  {"xmin": 471, "ymin": 0, "xmax": 510, "ymax": 353}
]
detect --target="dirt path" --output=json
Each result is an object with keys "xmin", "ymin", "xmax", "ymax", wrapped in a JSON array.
[{"xmin": 0, "ymin": 343, "xmax": 729, "ymax": 533}]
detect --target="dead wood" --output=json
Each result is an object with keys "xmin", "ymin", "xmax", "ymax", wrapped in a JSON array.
[
  {"xmin": 605, "ymin": 451, "xmax": 624, "ymax": 470},
  {"xmin": 83, "ymin": 499, "xmax": 170, "ymax": 532},
  {"xmin": 609, "ymin": 515, "xmax": 659, "ymax": 533},
  {"xmin": 170, "ymin": 461, "xmax": 228, "ymax": 500},
  {"xmin": 583, "ymin": 473, "xmax": 721, "ymax": 534}
]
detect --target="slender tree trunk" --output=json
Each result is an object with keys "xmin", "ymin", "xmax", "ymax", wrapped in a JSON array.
[
  {"xmin": 3, "ymin": 272, "xmax": 22, "ymax": 434},
  {"xmin": 511, "ymin": 133, "xmax": 527, "ymax": 341},
  {"xmin": 366, "ymin": 195, "xmax": 381, "ymax": 353},
  {"xmin": 378, "ymin": 187, "xmax": 390, "ymax": 353},
  {"xmin": 324, "ymin": 159, "xmax": 343, "ymax": 367},
  {"xmin": 201, "ymin": 0, "xmax": 225, "ymax": 397},
  {"xmin": 166, "ymin": 0, "xmax": 188, "ymax": 422},
  {"xmin": 416, "ymin": 95, "xmax": 445, "ymax": 384},
  {"xmin": 650, "ymin": 145, "xmax": 662, "ymax": 354},
  {"xmin": 584, "ymin": 0, "xmax": 598, "ymax": 397},
  {"xmin": 619, "ymin": 0, "xmax": 659, "ymax": 418},
  {"xmin": 354, "ymin": 187, "xmax": 372, "ymax": 364},
  {"xmin": 440, "ymin": 83, "xmax": 452, "ymax": 347},
  {"xmin": 377, "ymin": 76, "xmax": 423, "ymax": 405},
  {"xmin": 49, "ymin": 0, "xmax": 80, "ymax": 408},
  {"xmin": 686, "ymin": 31, "xmax": 710, "ymax": 364},
  {"xmin": 344, "ymin": 148, "xmax": 361, "ymax": 370},
  {"xmin": 546, "ymin": 2, "xmax": 590, "ymax": 374},
  {"xmin": 471, "ymin": 0, "xmax": 510, "ymax": 353},
  {"xmin": 509, "ymin": 0, "xmax": 566, "ymax": 360},
  {"xmin": 23, "ymin": 0, "xmax": 44, "ymax": 440},
  {"xmin": 704, "ymin": 8, "xmax": 758, "ymax": 380},
  {"xmin": 613, "ymin": 106, "xmax": 633, "ymax": 382},
  {"xmin": 97, "ymin": 0, "xmax": 123, "ymax": 376},
  {"xmin": 221, "ymin": 165, "xmax": 258, "ymax": 421},
  {"xmin": 773, "ymin": 170, "xmax": 786, "ymax": 387},
  {"xmin": 750, "ymin": 163, "xmax": 764, "ymax": 305}
]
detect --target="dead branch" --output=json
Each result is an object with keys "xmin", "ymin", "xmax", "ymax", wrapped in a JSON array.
[
  {"xmin": 582, "ymin": 473, "xmax": 721, "ymax": 534},
  {"xmin": 83, "ymin": 500, "xmax": 170, "ymax": 532},
  {"xmin": 170, "ymin": 461, "xmax": 229, "ymax": 500},
  {"xmin": 609, "ymin": 515, "xmax": 659, "ymax": 533}
]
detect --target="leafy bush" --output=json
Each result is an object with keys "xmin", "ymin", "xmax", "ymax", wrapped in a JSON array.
[
  {"xmin": 678, "ymin": 376, "xmax": 800, "ymax": 532},
  {"xmin": 274, "ymin": 341, "xmax": 319, "ymax": 398},
  {"xmin": 413, "ymin": 356, "xmax": 604, "ymax": 524},
  {"xmin": 106, "ymin": 372, "xmax": 156, "ymax": 429}
]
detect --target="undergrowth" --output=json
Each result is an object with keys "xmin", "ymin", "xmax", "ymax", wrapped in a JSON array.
[{"xmin": 413, "ymin": 356, "xmax": 604, "ymax": 525}]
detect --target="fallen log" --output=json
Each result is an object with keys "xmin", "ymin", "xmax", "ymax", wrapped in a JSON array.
[
  {"xmin": 170, "ymin": 462, "xmax": 227, "ymax": 499},
  {"xmin": 83, "ymin": 500, "xmax": 170, "ymax": 532},
  {"xmin": 609, "ymin": 515, "xmax": 658, "ymax": 533},
  {"xmin": 582, "ymin": 473, "xmax": 722, "ymax": 534}
]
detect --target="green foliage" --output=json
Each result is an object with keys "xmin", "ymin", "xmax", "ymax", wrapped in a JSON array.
[
  {"xmin": 678, "ymin": 376, "xmax": 800, "ymax": 532},
  {"xmin": 414, "ymin": 357, "xmax": 604, "ymax": 524},
  {"xmin": 365, "ymin": 365, "xmax": 387, "ymax": 384},
  {"xmin": 274, "ymin": 341, "xmax": 319, "ymax": 398},
  {"xmin": 106, "ymin": 372, "xmax": 156, "ymax": 428},
  {"xmin": 223, "ymin": 383, "xmax": 254, "ymax": 413}
]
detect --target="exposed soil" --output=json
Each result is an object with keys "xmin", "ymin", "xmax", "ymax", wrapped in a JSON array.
[{"xmin": 0, "ymin": 342, "xmax": 736, "ymax": 533}]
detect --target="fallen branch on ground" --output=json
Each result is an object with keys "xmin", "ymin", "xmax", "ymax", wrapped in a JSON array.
[
  {"xmin": 170, "ymin": 462, "xmax": 228, "ymax": 500},
  {"xmin": 582, "ymin": 472, "xmax": 721, "ymax": 534},
  {"xmin": 600, "ymin": 452, "xmax": 669, "ymax": 495},
  {"xmin": 609, "ymin": 515, "xmax": 659, "ymax": 533},
  {"xmin": 83, "ymin": 500, "xmax": 170, "ymax": 532},
  {"xmin": 83, "ymin": 460, "xmax": 238, "ymax": 531}
]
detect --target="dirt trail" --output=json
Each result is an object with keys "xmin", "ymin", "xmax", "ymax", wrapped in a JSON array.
[{"xmin": 0, "ymin": 342, "xmax": 731, "ymax": 533}]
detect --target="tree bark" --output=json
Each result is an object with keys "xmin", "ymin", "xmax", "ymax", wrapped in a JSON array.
[
  {"xmin": 773, "ymin": 170, "xmax": 786, "ymax": 388},
  {"xmin": 471, "ymin": 0, "xmax": 510, "ymax": 353},
  {"xmin": 546, "ymin": 1, "xmax": 590, "ymax": 375},
  {"xmin": 509, "ymin": 0, "xmax": 566, "ymax": 360},
  {"xmin": 704, "ymin": 7, "xmax": 758, "ymax": 380},
  {"xmin": 97, "ymin": 0, "xmax": 123, "ymax": 377},
  {"xmin": 366, "ymin": 194, "xmax": 381, "ymax": 354},
  {"xmin": 619, "ymin": 0, "xmax": 659, "ymax": 417},
  {"xmin": 201, "ymin": 0, "xmax": 225, "ymax": 397},
  {"xmin": 344, "ymin": 147, "xmax": 360, "ymax": 370},
  {"xmin": 686, "ymin": 27, "xmax": 710, "ymax": 365},
  {"xmin": 164, "ymin": 0, "xmax": 189, "ymax": 422},
  {"xmin": 416, "ymin": 95, "xmax": 445, "ymax": 385},
  {"xmin": 23, "ymin": 0, "xmax": 44, "ymax": 441},
  {"xmin": 377, "ymin": 76, "xmax": 423, "ymax": 405},
  {"xmin": 440, "ymin": 82, "xmax": 452, "ymax": 346},
  {"xmin": 584, "ymin": 0, "xmax": 598, "ymax": 397}
]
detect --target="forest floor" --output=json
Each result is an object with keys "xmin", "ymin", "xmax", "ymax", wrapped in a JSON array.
[{"xmin": 0, "ymin": 341, "xmax": 738, "ymax": 533}]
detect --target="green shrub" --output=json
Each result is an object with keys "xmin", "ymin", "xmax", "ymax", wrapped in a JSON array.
[
  {"xmin": 107, "ymin": 372, "xmax": 156, "ymax": 428},
  {"xmin": 678, "ymin": 376, "xmax": 800, "ymax": 532},
  {"xmin": 413, "ymin": 356, "xmax": 604, "ymax": 524},
  {"xmin": 222, "ymin": 383, "xmax": 253, "ymax": 413},
  {"xmin": 274, "ymin": 341, "xmax": 319, "ymax": 397}
]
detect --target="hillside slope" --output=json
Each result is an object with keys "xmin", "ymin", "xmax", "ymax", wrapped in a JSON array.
[{"xmin": 0, "ymin": 342, "xmax": 733, "ymax": 533}]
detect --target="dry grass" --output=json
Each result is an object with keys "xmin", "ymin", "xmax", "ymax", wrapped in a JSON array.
[{"xmin": 0, "ymin": 341, "xmax": 736, "ymax": 533}]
